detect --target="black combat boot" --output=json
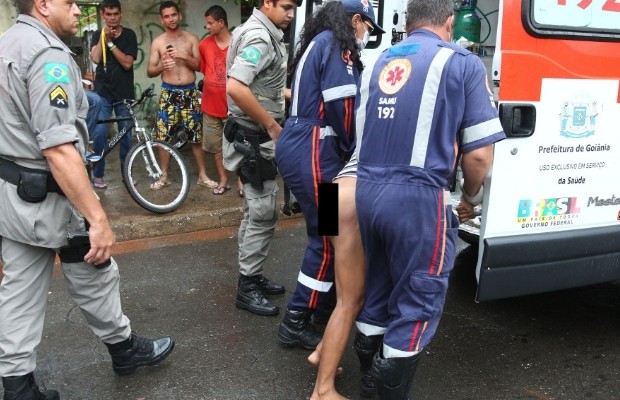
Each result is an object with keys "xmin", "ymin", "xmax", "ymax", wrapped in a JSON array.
[
  {"xmin": 255, "ymin": 274, "xmax": 285, "ymax": 295},
  {"xmin": 277, "ymin": 308, "xmax": 322, "ymax": 350},
  {"xmin": 2, "ymin": 372, "xmax": 59, "ymax": 400},
  {"xmin": 106, "ymin": 333, "xmax": 175, "ymax": 376},
  {"xmin": 311, "ymin": 309, "xmax": 332, "ymax": 325},
  {"xmin": 312, "ymin": 294, "xmax": 336, "ymax": 325},
  {"xmin": 236, "ymin": 274, "xmax": 280, "ymax": 316},
  {"xmin": 372, "ymin": 351, "xmax": 421, "ymax": 400},
  {"xmin": 354, "ymin": 330, "xmax": 383, "ymax": 398}
]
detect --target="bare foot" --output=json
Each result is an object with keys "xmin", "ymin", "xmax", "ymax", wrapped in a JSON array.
[
  {"xmin": 308, "ymin": 349, "xmax": 320, "ymax": 367},
  {"xmin": 308, "ymin": 350, "xmax": 344, "ymax": 375},
  {"xmin": 310, "ymin": 388, "xmax": 350, "ymax": 400}
]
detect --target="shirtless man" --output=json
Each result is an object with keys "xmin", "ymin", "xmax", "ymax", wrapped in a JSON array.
[{"xmin": 147, "ymin": 1, "xmax": 216, "ymax": 190}]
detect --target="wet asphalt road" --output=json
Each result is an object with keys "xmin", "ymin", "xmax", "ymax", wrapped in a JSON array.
[{"xmin": 2, "ymin": 222, "xmax": 619, "ymax": 399}]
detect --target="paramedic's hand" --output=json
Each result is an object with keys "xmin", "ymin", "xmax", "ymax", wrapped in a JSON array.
[{"xmin": 456, "ymin": 197, "xmax": 475, "ymax": 223}]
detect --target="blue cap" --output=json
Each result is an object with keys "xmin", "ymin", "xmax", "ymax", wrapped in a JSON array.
[{"xmin": 342, "ymin": 0, "xmax": 385, "ymax": 34}]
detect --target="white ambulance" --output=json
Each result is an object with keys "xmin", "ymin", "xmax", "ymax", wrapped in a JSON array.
[{"xmin": 290, "ymin": 0, "xmax": 620, "ymax": 301}]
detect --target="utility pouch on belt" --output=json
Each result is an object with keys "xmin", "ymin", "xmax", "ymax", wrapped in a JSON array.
[
  {"xmin": 224, "ymin": 118, "xmax": 237, "ymax": 143},
  {"xmin": 59, "ymin": 231, "xmax": 111, "ymax": 269},
  {"xmin": 0, "ymin": 157, "xmax": 65, "ymax": 203},
  {"xmin": 17, "ymin": 170, "xmax": 48, "ymax": 203}
]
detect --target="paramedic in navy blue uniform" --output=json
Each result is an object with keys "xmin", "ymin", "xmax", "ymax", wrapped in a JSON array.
[
  {"xmin": 275, "ymin": 0, "xmax": 383, "ymax": 353},
  {"xmin": 353, "ymin": 0, "xmax": 505, "ymax": 397}
]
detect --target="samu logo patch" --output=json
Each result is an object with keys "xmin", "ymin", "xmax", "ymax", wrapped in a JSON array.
[
  {"xmin": 241, "ymin": 46, "xmax": 261, "ymax": 65},
  {"xmin": 45, "ymin": 63, "xmax": 70, "ymax": 84},
  {"xmin": 49, "ymin": 86, "xmax": 68, "ymax": 108}
]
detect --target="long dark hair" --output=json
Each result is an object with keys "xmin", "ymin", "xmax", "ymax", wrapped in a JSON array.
[{"xmin": 290, "ymin": 1, "xmax": 363, "ymax": 75}]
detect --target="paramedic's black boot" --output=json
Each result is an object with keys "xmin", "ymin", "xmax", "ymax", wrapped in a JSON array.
[
  {"xmin": 255, "ymin": 274, "xmax": 285, "ymax": 295},
  {"xmin": 312, "ymin": 308, "xmax": 333, "ymax": 325},
  {"xmin": 106, "ymin": 333, "xmax": 175, "ymax": 376},
  {"xmin": 2, "ymin": 372, "xmax": 59, "ymax": 400},
  {"xmin": 372, "ymin": 352, "xmax": 421, "ymax": 400},
  {"xmin": 277, "ymin": 308, "xmax": 322, "ymax": 350},
  {"xmin": 236, "ymin": 274, "xmax": 280, "ymax": 316},
  {"xmin": 354, "ymin": 330, "xmax": 383, "ymax": 398}
]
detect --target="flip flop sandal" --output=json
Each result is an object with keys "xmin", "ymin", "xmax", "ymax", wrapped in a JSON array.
[
  {"xmin": 92, "ymin": 180, "xmax": 107, "ymax": 190},
  {"xmin": 150, "ymin": 178, "xmax": 171, "ymax": 190},
  {"xmin": 238, "ymin": 188, "xmax": 245, "ymax": 198},
  {"xmin": 212, "ymin": 186, "xmax": 231, "ymax": 195},
  {"xmin": 197, "ymin": 178, "xmax": 218, "ymax": 189}
]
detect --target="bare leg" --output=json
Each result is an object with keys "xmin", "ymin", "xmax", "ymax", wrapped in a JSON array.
[
  {"xmin": 238, "ymin": 177, "xmax": 244, "ymax": 197},
  {"xmin": 192, "ymin": 143, "xmax": 210, "ymax": 183},
  {"xmin": 159, "ymin": 147, "xmax": 170, "ymax": 178},
  {"xmin": 150, "ymin": 148, "xmax": 170, "ymax": 190},
  {"xmin": 214, "ymin": 151, "xmax": 228, "ymax": 188},
  {"xmin": 311, "ymin": 177, "xmax": 365, "ymax": 400}
]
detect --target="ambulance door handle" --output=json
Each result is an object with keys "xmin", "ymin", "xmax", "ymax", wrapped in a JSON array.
[{"xmin": 499, "ymin": 103, "xmax": 536, "ymax": 138}]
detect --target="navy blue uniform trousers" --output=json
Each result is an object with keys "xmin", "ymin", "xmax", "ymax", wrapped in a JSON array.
[
  {"xmin": 356, "ymin": 165, "xmax": 459, "ymax": 354},
  {"xmin": 276, "ymin": 122, "xmax": 344, "ymax": 315}
]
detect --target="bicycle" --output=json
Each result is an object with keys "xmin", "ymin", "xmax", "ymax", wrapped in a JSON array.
[{"xmin": 87, "ymin": 87, "xmax": 190, "ymax": 214}]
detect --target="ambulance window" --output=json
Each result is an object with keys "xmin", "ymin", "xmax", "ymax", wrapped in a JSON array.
[{"xmin": 525, "ymin": 0, "xmax": 620, "ymax": 40}]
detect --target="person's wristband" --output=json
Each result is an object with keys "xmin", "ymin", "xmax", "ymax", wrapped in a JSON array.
[
  {"xmin": 459, "ymin": 178, "xmax": 484, "ymax": 206},
  {"xmin": 107, "ymin": 42, "xmax": 116, "ymax": 50}
]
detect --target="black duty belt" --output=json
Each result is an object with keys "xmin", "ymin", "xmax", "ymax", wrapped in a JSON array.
[
  {"xmin": 0, "ymin": 157, "xmax": 65, "ymax": 195},
  {"xmin": 234, "ymin": 130, "xmax": 272, "ymax": 144}
]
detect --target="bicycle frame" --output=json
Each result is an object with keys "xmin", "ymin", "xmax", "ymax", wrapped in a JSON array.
[
  {"xmin": 86, "ymin": 87, "xmax": 190, "ymax": 213},
  {"xmin": 87, "ymin": 87, "xmax": 155, "ymax": 164}
]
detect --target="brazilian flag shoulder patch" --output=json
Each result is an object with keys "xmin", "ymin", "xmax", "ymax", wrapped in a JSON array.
[
  {"xmin": 45, "ymin": 63, "xmax": 70, "ymax": 84},
  {"xmin": 241, "ymin": 47, "xmax": 261, "ymax": 65}
]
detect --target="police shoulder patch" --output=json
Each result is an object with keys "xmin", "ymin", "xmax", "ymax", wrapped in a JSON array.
[
  {"xmin": 241, "ymin": 46, "xmax": 261, "ymax": 65},
  {"xmin": 45, "ymin": 63, "xmax": 70, "ymax": 84},
  {"xmin": 49, "ymin": 86, "xmax": 69, "ymax": 109}
]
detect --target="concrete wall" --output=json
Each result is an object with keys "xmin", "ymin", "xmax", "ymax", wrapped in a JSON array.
[
  {"xmin": 127, "ymin": 0, "xmax": 243, "ymax": 94},
  {"xmin": 0, "ymin": 0, "xmax": 17, "ymax": 36}
]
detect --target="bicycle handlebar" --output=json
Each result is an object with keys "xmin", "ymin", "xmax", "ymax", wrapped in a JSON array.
[{"xmin": 111, "ymin": 86, "xmax": 156, "ymax": 109}]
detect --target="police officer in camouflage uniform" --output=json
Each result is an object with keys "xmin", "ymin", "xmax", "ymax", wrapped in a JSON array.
[
  {"xmin": 224, "ymin": 0, "xmax": 301, "ymax": 317},
  {"xmin": 0, "ymin": 2, "xmax": 174, "ymax": 398}
]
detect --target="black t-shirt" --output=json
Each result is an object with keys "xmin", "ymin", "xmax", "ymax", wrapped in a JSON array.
[{"xmin": 91, "ymin": 27, "xmax": 138, "ymax": 101}]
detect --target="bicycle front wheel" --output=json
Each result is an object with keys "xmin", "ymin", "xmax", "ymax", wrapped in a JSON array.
[{"xmin": 122, "ymin": 140, "xmax": 190, "ymax": 213}]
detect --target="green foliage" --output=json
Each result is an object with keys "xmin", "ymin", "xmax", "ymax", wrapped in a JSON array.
[{"xmin": 77, "ymin": 5, "xmax": 98, "ymax": 36}]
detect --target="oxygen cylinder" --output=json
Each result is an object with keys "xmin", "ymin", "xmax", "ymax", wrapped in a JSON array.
[{"xmin": 453, "ymin": 0, "xmax": 481, "ymax": 45}]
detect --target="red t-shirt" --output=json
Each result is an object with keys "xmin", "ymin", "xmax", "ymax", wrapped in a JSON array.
[{"xmin": 199, "ymin": 36, "xmax": 228, "ymax": 118}]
